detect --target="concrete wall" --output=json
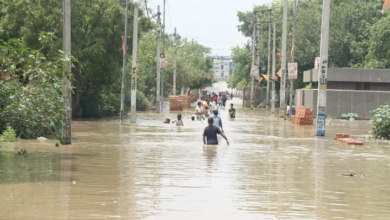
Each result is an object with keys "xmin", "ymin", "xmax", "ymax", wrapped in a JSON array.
[
  {"xmin": 370, "ymin": 83, "xmax": 390, "ymax": 91},
  {"xmin": 304, "ymin": 68, "xmax": 390, "ymax": 83},
  {"xmin": 298, "ymin": 89, "xmax": 390, "ymax": 119}
]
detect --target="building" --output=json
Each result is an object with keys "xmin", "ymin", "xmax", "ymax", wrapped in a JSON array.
[
  {"xmin": 297, "ymin": 68, "xmax": 390, "ymax": 119},
  {"xmin": 212, "ymin": 56, "xmax": 234, "ymax": 80},
  {"xmin": 303, "ymin": 68, "xmax": 390, "ymax": 91}
]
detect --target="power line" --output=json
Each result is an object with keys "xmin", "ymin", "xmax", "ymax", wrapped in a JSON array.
[
  {"xmin": 166, "ymin": 0, "xmax": 173, "ymax": 33},
  {"xmin": 149, "ymin": 0, "xmax": 156, "ymax": 7},
  {"xmin": 144, "ymin": 0, "xmax": 150, "ymax": 19},
  {"xmin": 168, "ymin": 4, "xmax": 250, "ymax": 11}
]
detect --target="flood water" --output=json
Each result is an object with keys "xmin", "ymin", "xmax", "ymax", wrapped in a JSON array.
[{"xmin": 1, "ymin": 98, "xmax": 390, "ymax": 220}]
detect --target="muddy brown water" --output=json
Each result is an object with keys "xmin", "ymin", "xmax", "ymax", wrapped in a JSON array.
[{"xmin": 1, "ymin": 99, "xmax": 390, "ymax": 220}]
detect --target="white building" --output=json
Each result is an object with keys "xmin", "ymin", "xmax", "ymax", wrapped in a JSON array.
[{"xmin": 212, "ymin": 56, "xmax": 234, "ymax": 80}]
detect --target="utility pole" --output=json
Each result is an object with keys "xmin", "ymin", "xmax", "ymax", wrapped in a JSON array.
[
  {"xmin": 289, "ymin": 0, "xmax": 297, "ymax": 120},
  {"xmin": 173, "ymin": 27, "xmax": 177, "ymax": 95},
  {"xmin": 316, "ymin": 0, "xmax": 331, "ymax": 136},
  {"xmin": 160, "ymin": 0, "xmax": 166, "ymax": 112},
  {"xmin": 156, "ymin": 5, "xmax": 161, "ymax": 113},
  {"xmin": 250, "ymin": 11, "xmax": 260, "ymax": 110},
  {"xmin": 120, "ymin": 0, "xmax": 129, "ymax": 124},
  {"xmin": 62, "ymin": 0, "xmax": 72, "ymax": 145},
  {"xmin": 266, "ymin": 9, "xmax": 272, "ymax": 111},
  {"xmin": 250, "ymin": 13, "xmax": 256, "ymax": 110},
  {"xmin": 130, "ymin": 3, "xmax": 139, "ymax": 123},
  {"xmin": 280, "ymin": 0, "xmax": 288, "ymax": 118},
  {"xmin": 271, "ymin": 21, "xmax": 276, "ymax": 113}
]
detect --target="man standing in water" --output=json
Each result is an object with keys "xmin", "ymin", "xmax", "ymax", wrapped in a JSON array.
[
  {"xmin": 229, "ymin": 103, "xmax": 236, "ymax": 119},
  {"xmin": 211, "ymin": 110, "xmax": 223, "ymax": 132},
  {"xmin": 195, "ymin": 101, "xmax": 205, "ymax": 120},
  {"xmin": 203, "ymin": 118, "xmax": 229, "ymax": 145}
]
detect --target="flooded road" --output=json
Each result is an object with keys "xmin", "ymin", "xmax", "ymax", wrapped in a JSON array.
[{"xmin": 1, "ymin": 98, "xmax": 390, "ymax": 219}]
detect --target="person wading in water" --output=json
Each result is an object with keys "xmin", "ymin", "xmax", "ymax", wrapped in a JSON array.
[
  {"xmin": 229, "ymin": 103, "xmax": 236, "ymax": 119},
  {"xmin": 203, "ymin": 118, "xmax": 229, "ymax": 145}
]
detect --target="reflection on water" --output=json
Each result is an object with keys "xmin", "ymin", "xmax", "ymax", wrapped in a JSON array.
[{"xmin": 0, "ymin": 99, "xmax": 390, "ymax": 220}]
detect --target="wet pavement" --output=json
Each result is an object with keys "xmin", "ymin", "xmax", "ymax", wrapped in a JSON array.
[{"xmin": 1, "ymin": 98, "xmax": 390, "ymax": 220}]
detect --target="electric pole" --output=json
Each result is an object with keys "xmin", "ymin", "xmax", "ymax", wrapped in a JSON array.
[
  {"xmin": 156, "ymin": 5, "xmax": 161, "ymax": 113},
  {"xmin": 130, "ymin": 3, "xmax": 139, "ymax": 123},
  {"xmin": 280, "ymin": 0, "xmax": 288, "ymax": 118},
  {"xmin": 160, "ymin": 0, "xmax": 166, "ymax": 112},
  {"xmin": 120, "ymin": 0, "xmax": 129, "ymax": 124},
  {"xmin": 62, "ymin": 0, "xmax": 72, "ymax": 145},
  {"xmin": 266, "ymin": 9, "xmax": 272, "ymax": 111},
  {"xmin": 173, "ymin": 27, "xmax": 177, "ymax": 95},
  {"xmin": 289, "ymin": 0, "xmax": 297, "ymax": 120},
  {"xmin": 271, "ymin": 21, "xmax": 276, "ymax": 113},
  {"xmin": 316, "ymin": 0, "xmax": 331, "ymax": 136},
  {"xmin": 250, "ymin": 11, "xmax": 260, "ymax": 110}
]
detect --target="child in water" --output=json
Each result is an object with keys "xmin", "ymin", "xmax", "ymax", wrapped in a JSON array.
[{"xmin": 175, "ymin": 114, "xmax": 183, "ymax": 126}]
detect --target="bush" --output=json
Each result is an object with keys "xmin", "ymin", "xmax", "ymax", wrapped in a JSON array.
[
  {"xmin": 127, "ymin": 91, "xmax": 152, "ymax": 111},
  {"xmin": 100, "ymin": 90, "xmax": 151, "ymax": 116},
  {"xmin": 2, "ymin": 127, "xmax": 17, "ymax": 142},
  {"xmin": 371, "ymin": 104, "xmax": 390, "ymax": 139},
  {"xmin": 100, "ymin": 91, "xmax": 121, "ymax": 116}
]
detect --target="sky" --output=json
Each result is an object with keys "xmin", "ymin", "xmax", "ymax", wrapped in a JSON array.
[{"xmin": 148, "ymin": 0, "xmax": 271, "ymax": 56}]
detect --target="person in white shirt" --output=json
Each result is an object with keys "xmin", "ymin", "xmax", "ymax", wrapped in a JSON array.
[
  {"xmin": 195, "ymin": 102, "xmax": 205, "ymax": 120},
  {"xmin": 212, "ymin": 100, "xmax": 219, "ymax": 112},
  {"xmin": 217, "ymin": 96, "xmax": 222, "ymax": 106}
]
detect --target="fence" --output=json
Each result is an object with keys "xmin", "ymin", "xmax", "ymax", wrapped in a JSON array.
[{"xmin": 296, "ymin": 89, "xmax": 390, "ymax": 119}]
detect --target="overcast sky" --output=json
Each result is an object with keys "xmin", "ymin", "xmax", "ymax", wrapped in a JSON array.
[{"xmin": 148, "ymin": 0, "xmax": 271, "ymax": 56}]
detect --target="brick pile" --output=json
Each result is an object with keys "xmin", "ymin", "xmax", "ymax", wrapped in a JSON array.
[
  {"xmin": 291, "ymin": 106, "xmax": 314, "ymax": 125},
  {"xmin": 169, "ymin": 96, "xmax": 183, "ymax": 111},
  {"xmin": 189, "ymin": 92, "xmax": 197, "ymax": 103},
  {"xmin": 179, "ymin": 95, "xmax": 191, "ymax": 108},
  {"xmin": 334, "ymin": 133, "xmax": 364, "ymax": 145}
]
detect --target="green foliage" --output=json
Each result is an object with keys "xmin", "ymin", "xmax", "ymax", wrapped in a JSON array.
[
  {"xmin": 17, "ymin": 148, "xmax": 27, "ymax": 156},
  {"xmin": 1, "ymin": 127, "xmax": 16, "ymax": 142},
  {"xmin": 233, "ymin": 0, "xmax": 387, "ymax": 90},
  {"xmin": 0, "ymin": 36, "xmax": 69, "ymax": 139},
  {"xmin": 371, "ymin": 104, "xmax": 390, "ymax": 140},
  {"xmin": 341, "ymin": 113, "xmax": 359, "ymax": 119},
  {"xmin": 303, "ymin": 83, "xmax": 312, "ymax": 89},
  {"xmin": 0, "ymin": 0, "xmax": 154, "ymax": 113},
  {"xmin": 136, "ymin": 32, "xmax": 214, "ymax": 102},
  {"xmin": 99, "ymin": 89, "xmax": 151, "ymax": 116},
  {"xmin": 132, "ymin": 91, "xmax": 152, "ymax": 111}
]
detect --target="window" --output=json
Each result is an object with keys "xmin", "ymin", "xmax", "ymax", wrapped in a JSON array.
[
  {"xmin": 221, "ymin": 65, "xmax": 224, "ymax": 70},
  {"xmin": 221, "ymin": 72, "xmax": 224, "ymax": 77}
]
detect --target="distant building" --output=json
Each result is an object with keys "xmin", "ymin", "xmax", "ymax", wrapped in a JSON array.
[{"xmin": 212, "ymin": 56, "xmax": 234, "ymax": 80}]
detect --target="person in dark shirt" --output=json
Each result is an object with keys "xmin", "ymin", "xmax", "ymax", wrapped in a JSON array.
[
  {"xmin": 229, "ymin": 103, "xmax": 236, "ymax": 119},
  {"xmin": 203, "ymin": 118, "xmax": 229, "ymax": 145}
]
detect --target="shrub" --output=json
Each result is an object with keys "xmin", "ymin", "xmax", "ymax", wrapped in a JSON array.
[
  {"xmin": 371, "ymin": 104, "xmax": 390, "ymax": 139},
  {"xmin": 100, "ymin": 90, "xmax": 151, "ymax": 116},
  {"xmin": 2, "ymin": 127, "xmax": 17, "ymax": 142},
  {"xmin": 100, "ymin": 91, "xmax": 121, "ymax": 116},
  {"xmin": 128, "ymin": 91, "xmax": 152, "ymax": 111}
]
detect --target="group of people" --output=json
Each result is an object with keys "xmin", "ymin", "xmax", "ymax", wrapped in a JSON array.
[
  {"xmin": 163, "ymin": 98, "xmax": 236, "ymax": 146},
  {"xmin": 195, "ymin": 101, "xmax": 235, "ymax": 121},
  {"xmin": 203, "ymin": 93, "xmax": 233, "ymax": 108},
  {"xmin": 195, "ymin": 101, "xmax": 236, "ymax": 146}
]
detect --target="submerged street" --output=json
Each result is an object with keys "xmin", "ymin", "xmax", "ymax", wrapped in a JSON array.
[{"xmin": 1, "ymin": 99, "xmax": 390, "ymax": 220}]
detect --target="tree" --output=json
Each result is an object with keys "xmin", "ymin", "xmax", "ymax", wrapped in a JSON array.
[
  {"xmin": 365, "ymin": 14, "xmax": 390, "ymax": 69},
  {"xmin": 0, "ymin": 35, "xmax": 70, "ymax": 139},
  {"xmin": 0, "ymin": 0, "xmax": 154, "ymax": 116}
]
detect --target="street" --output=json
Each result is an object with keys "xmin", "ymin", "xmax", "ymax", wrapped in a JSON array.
[{"xmin": 0, "ymin": 98, "xmax": 389, "ymax": 219}]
